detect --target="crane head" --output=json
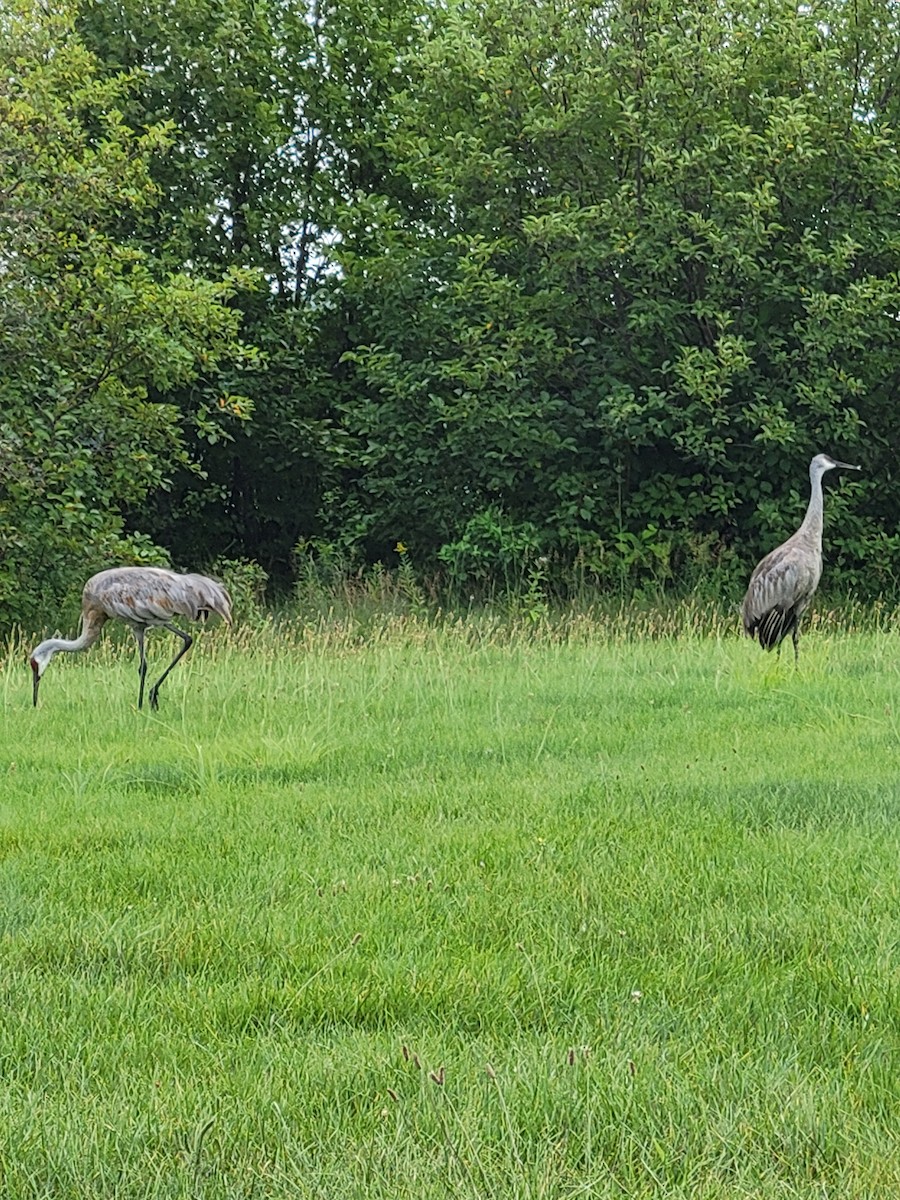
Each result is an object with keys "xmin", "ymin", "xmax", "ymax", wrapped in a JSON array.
[
  {"xmin": 812, "ymin": 453, "xmax": 861, "ymax": 475},
  {"xmin": 28, "ymin": 642, "xmax": 55, "ymax": 707}
]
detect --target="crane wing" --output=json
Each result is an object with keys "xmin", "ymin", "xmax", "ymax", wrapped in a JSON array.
[
  {"xmin": 741, "ymin": 541, "xmax": 821, "ymax": 650},
  {"xmin": 85, "ymin": 567, "xmax": 232, "ymax": 627},
  {"xmin": 180, "ymin": 574, "xmax": 233, "ymax": 624}
]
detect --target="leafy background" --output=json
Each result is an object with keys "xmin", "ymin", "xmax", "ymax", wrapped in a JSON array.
[{"xmin": 2, "ymin": 0, "xmax": 899, "ymax": 627}]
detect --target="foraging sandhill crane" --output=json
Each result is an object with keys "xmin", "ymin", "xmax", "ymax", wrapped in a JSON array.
[
  {"xmin": 741, "ymin": 453, "xmax": 860, "ymax": 663},
  {"xmin": 29, "ymin": 567, "xmax": 232, "ymax": 709}
]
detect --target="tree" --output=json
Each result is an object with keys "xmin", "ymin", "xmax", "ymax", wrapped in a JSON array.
[
  {"xmin": 63, "ymin": 0, "xmax": 900, "ymax": 597},
  {"xmin": 0, "ymin": 1, "xmax": 250, "ymax": 628},
  {"xmin": 326, "ymin": 0, "xmax": 900, "ymax": 590},
  {"xmin": 77, "ymin": 0, "xmax": 425, "ymax": 582}
]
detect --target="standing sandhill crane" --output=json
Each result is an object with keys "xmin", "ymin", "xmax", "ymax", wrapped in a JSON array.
[
  {"xmin": 741, "ymin": 453, "xmax": 860, "ymax": 663},
  {"xmin": 29, "ymin": 567, "xmax": 232, "ymax": 709}
]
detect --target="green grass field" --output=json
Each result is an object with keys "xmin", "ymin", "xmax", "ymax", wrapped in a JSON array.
[{"xmin": 3, "ymin": 611, "xmax": 900, "ymax": 1198}]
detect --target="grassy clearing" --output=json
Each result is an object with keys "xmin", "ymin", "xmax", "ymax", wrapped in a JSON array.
[{"xmin": 2, "ymin": 611, "xmax": 900, "ymax": 1197}]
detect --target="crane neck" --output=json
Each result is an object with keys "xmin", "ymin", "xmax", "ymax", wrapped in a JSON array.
[
  {"xmin": 799, "ymin": 467, "xmax": 826, "ymax": 546},
  {"xmin": 33, "ymin": 626, "xmax": 101, "ymax": 662},
  {"xmin": 47, "ymin": 631, "xmax": 95, "ymax": 654}
]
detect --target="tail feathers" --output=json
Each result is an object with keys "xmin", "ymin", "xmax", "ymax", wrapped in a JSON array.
[
  {"xmin": 748, "ymin": 605, "xmax": 796, "ymax": 651},
  {"xmin": 184, "ymin": 575, "xmax": 233, "ymax": 625}
]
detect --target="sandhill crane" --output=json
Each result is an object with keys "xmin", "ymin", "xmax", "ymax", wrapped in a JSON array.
[
  {"xmin": 741, "ymin": 453, "xmax": 860, "ymax": 663},
  {"xmin": 29, "ymin": 567, "xmax": 232, "ymax": 709}
]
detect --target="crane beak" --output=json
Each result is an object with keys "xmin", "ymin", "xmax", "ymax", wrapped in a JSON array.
[{"xmin": 833, "ymin": 461, "xmax": 861, "ymax": 470}]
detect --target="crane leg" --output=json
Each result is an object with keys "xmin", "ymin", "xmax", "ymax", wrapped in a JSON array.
[
  {"xmin": 134, "ymin": 627, "xmax": 148, "ymax": 710},
  {"xmin": 147, "ymin": 624, "xmax": 193, "ymax": 705},
  {"xmin": 792, "ymin": 624, "xmax": 800, "ymax": 667}
]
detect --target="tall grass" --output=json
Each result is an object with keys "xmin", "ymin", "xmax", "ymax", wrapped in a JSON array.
[{"xmin": 2, "ymin": 609, "xmax": 900, "ymax": 1196}]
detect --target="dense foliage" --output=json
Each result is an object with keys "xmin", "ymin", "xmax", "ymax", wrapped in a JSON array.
[
  {"xmin": 0, "ymin": 2, "xmax": 253, "ymax": 626},
  {"xmin": 3, "ymin": 0, "xmax": 900, "ymax": 624}
]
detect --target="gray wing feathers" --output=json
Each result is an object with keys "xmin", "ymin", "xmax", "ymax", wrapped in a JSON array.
[
  {"xmin": 179, "ymin": 574, "xmax": 233, "ymax": 624},
  {"xmin": 741, "ymin": 544, "xmax": 820, "ymax": 631},
  {"xmin": 86, "ymin": 567, "xmax": 232, "ymax": 627},
  {"xmin": 741, "ymin": 537, "xmax": 822, "ymax": 653}
]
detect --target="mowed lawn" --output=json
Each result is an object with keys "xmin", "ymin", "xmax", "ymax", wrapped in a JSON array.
[{"xmin": 2, "ymin": 614, "xmax": 900, "ymax": 1198}]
